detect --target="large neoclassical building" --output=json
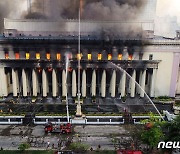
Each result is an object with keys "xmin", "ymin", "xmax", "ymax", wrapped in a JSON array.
[{"xmin": 0, "ymin": 17, "xmax": 180, "ymax": 100}]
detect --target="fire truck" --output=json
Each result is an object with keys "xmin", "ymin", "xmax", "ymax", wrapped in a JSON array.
[{"xmin": 44, "ymin": 122, "xmax": 72, "ymax": 134}]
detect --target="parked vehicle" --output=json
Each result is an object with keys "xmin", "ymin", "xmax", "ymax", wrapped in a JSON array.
[{"xmin": 44, "ymin": 122, "xmax": 72, "ymax": 134}]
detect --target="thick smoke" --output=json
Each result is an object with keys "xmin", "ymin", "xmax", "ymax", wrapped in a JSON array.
[
  {"xmin": 155, "ymin": 16, "xmax": 180, "ymax": 38},
  {"xmin": 24, "ymin": 0, "xmax": 146, "ymax": 37},
  {"xmin": 0, "ymin": 0, "xmax": 147, "ymax": 35},
  {"xmin": 0, "ymin": 0, "xmax": 26, "ymax": 32},
  {"xmin": 24, "ymin": 0, "xmax": 146, "ymax": 21}
]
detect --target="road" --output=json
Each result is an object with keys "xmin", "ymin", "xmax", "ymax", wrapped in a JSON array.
[{"xmin": 0, "ymin": 124, "xmax": 144, "ymax": 151}]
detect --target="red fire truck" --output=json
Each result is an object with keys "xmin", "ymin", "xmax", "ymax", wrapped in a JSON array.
[{"xmin": 44, "ymin": 122, "xmax": 72, "ymax": 134}]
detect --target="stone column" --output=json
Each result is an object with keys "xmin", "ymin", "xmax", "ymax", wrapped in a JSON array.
[
  {"xmin": 81, "ymin": 70, "xmax": 86, "ymax": 97},
  {"xmin": 26, "ymin": 72, "xmax": 30, "ymax": 96},
  {"xmin": 52, "ymin": 69, "xmax": 57, "ymax": 97},
  {"xmin": 62, "ymin": 70, "xmax": 67, "ymax": 97},
  {"xmin": 72, "ymin": 70, "xmax": 77, "ymax": 97},
  {"xmin": 110, "ymin": 70, "xmax": 116, "ymax": 97},
  {"xmin": 16, "ymin": 70, "xmax": 19, "ymax": 94},
  {"xmin": 12, "ymin": 68, "xmax": 18, "ymax": 97},
  {"xmin": 150, "ymin": 69, "xmax": 157, "ymax": 97},
  {"xmin": 0, "ymin": 68, "xmax": 8, "ymax": 97},
  {"xmin": 121, "ymin": 71, "xmax": 126, "ymax": 97},
  {"xmin": 42, "ymin": 69, "xmax": 47, "ymax": 97},
  {"xmin": 101, "ymin": 70, "xmax": 106, "ymax": 97},
  {"xmin": 140, "ymin": 69, "xmax": 146, "ymax": 97},
  {"xmin": 130, "ymin": 69, "xmax": 136, "ymax": 97},
  {"xmin": 32, "ymin": 69, "xmax": 38, "ymax": 96},
  {"xmin": 22, "ymin": 69, "xmax": 28, "ymax": 97},
  {"xmin": 91, "ymin": 69, "xmax": 96, "ymax": 96},
  {"xmin": 138, "ymin": 71, "xmax": 142, "ymax": 94}
]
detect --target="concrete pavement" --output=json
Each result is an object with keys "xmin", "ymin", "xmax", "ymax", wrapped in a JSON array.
[{"xmin": 0, "ymin": 124, "xmax": 142, "ymax": 151}]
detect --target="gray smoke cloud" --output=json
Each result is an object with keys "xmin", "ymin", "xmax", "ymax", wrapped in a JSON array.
[
  {"xmin": 24, "ymin": 0, "xmax": 146, "ymax": 20},
  {"xmin": 154, "ymin": 16, "xmax": 180, "ymax": 38},
  {"xmin": 0, "ymin": 0, "xmax": 27, "ymax": 33},
  {"xmin": 0, "ymin": 0, "xmax": 147, "ymax": 35}
]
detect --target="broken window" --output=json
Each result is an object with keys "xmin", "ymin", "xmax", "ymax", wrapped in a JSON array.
[
  {"xmin": 108, "ymin": 54, "xmax": 112, "ymax": 60},
  {"xmin": 26, "ymin": 52, "xmax": 30, "ymax": 59},
  {"xmin": 5, "ymin": 52, "xmax": 9, "ymax": 59},
  {"xmin": 36, "ymin": 53, "xmax": 40, "ymax": 60},
  {"xmin": 56, "ymin": 53, "xmax": 61, "ymax": 60},
  {"xmin": 128, "ymin": 54, "xmax": 133, "ymax": 60},
  {"xmin": 118, "ymin": 54, "xmax": 122, "ymax": 60},
  {"xmin": 88, "ymin": 53, "xmax": 92, "ymax": 60},
  {"xmin": 98, "ymin": 53, "xmax": 102, "ymax": 60},
  {"xmin": 149, "ymin": 54, "xmax": 153, "ymax": 60},
  {"xmin": 46, "ymin": 52, "xmax": 51, "ymax": 60},
  {"xmin": 15, "ymin": 52, "xmax": 20, "ymax": 59}
]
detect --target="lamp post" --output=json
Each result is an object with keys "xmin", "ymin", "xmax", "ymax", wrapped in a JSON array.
[{"xmin": 75, "ymin": 6, "xmax": 83, "ymax": 118}]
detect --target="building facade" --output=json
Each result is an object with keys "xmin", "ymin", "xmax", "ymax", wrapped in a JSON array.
[{"xmin": 0, "ymin": 19, "xmax": 180, "ymax": 99}]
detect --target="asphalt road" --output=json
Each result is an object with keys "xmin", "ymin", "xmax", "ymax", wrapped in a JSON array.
[{"xmin": 0, "ymin": 124, "xmax": 144, "ymax": 151}]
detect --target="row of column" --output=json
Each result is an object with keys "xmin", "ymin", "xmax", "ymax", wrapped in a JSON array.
[{"xmin": 0, "ymin": 68, "xmax": 157, "ymax": 98}]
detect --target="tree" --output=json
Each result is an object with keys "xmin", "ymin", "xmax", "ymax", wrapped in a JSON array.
[
  {"xmin": 18, "ymin": 142, "xmax": 30, "ymax": 152},
  {"xmin": 163, "ymin": 115, "xmax": 180, "ymax": 142},
  {"xmin": 140, "ymin": 112, "xmax": 164, "ymax": 149},
  {"xmin": 161, "ymin": 115, "xmax": 180, "ymax": 153},
  {"xmin": 141, "ymin": 126, "xmax": 163, "ymax": 148}
]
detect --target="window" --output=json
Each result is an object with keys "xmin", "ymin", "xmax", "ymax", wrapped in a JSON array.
[
  {"xmin": 26, "ymin": 52, "xmax": 30, "ymax": 59},
  {"xmin": 36, "ymin": 53, "xmax": 40, "ymax": 60},
  {"xmin": 46, "ymin": 53, "xmax": 51, "ymax": 60},
  {"xmin": 15, "ymin": 52, "xmax": 20, "ymax": 59},
  {"xmin": 139, "ymin": 53, "xmax": 143, "ymax": 60},
  {"xmin": 118, "ymin": 54, "xmax": 122, "ymax": 60},
  {"xmin": 56, "ymin": 53, "xmax": 61, "ymax": 60},
  {"xmin": 87, "ymin": 53, "xmax": 92, "ymax": 60},
  {"xmin": 98, "ymin": 53, "xmax": 102, "ymax": 60},
  {"xmin": 149, "ymin": 54, "xmax": 153, "ymax": 60},
  {"xmin": 128, "ymin": 54, "xmax": 133, "ymax": 60},
  {"xmin": 108, "ymin": 54, "xmax": 112, "ymax": 60},
  {"xmin": 77, "ymin": 53, "xmax": 82, "ymax": 60},
  {"xmin": 5, "ymin": 52, "xmax": 9, "ymax": 59}
]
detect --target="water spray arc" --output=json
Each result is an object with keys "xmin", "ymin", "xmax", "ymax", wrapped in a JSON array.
[
  {"xmin": 109, "ymin": 62, "xmax": 165, "ymax": 121},
  {"xmin": 65, "ymin": 55, "xmax": 70, "ymax": 123}
]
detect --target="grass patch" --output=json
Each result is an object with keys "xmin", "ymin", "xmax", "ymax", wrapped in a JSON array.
[
  {"xmin": 174, "ymin": 101, "xmax": 180, "ymax": 107},
  {"xmin": 155, "ymin": 96, "xmax": 174, "ymax": 102},
  {"xmin": 0, "ymin": 113, "xmax": 25, "ymax": 116},
  {"xmin": 68, "ymin": 142, "xmax": 89, "ymax": 153},
  {"xmin": 0, "ymin": 150, "xmax": 54, "ymax": 154},
  {"xmin": 132, "ymin": 112, "xmax": 164, "ymax": 116},
  {"xmin": 86, "ymin": 113, "xmax": 122, "ymax": 116}
]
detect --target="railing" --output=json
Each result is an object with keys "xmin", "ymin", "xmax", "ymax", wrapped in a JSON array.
[
  {"xmin": 0, "ymin": 116, "xmax": 23, "ymax": 124},
  {"xmin": 33, "ymin": 116, "xmax": 70, "ymax": 125},
  {"xmin": 33, "ymin": 116, "xmax": 124, "ymax": 125},
  {"xmin": 0, "ymin": 114, "xmax": 169, "ymax": 125}
]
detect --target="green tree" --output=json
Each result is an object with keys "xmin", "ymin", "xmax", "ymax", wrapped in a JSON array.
[
  {"xmin": 18, "ymin": 142, "xmax": 30, "ymax": 152},
  {"xmin": 161, "ymin": 115, "xmax": 180, "ymax": 153},
  {"xmin": 140, "ymin": 112, "xmax": 165, "ymax": 149},
  {"xmin": 163, "ymin": 115, "xmax": 180, "ymax": 142},
  {"xmin": 141, "ymin": 126, "xmax": 163, "ymax": 148}
]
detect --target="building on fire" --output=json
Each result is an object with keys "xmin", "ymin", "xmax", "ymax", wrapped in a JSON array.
[{"xmin": 0, "ymin": 0, "xmax": 180, "ymax": 101}]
